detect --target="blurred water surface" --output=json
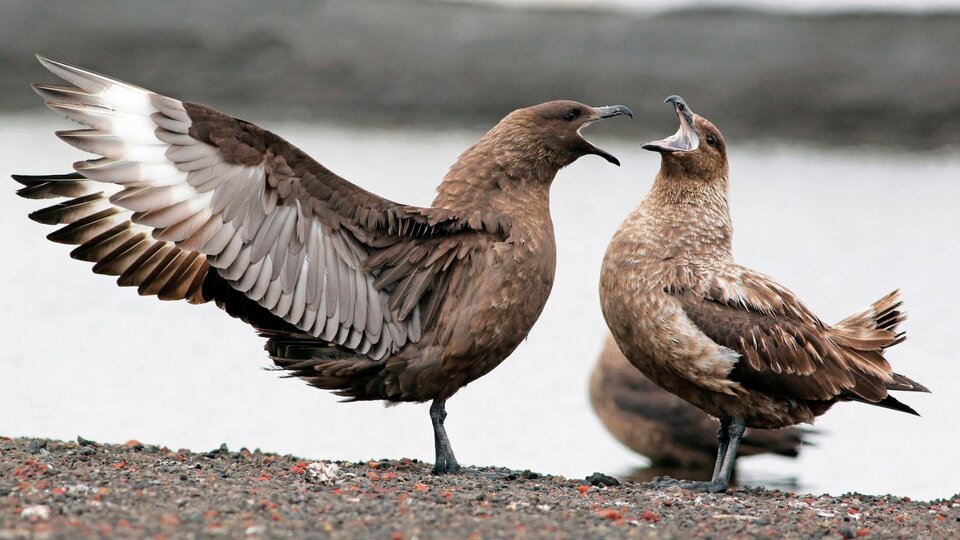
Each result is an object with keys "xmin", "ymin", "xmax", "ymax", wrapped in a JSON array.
[
  {"xmin": 1, "ymin": 115, "xmax": 957, "ymax": 500},
  {"xmin": 469, "ymin": 0, "xmax": 960, "ymax": 12}
]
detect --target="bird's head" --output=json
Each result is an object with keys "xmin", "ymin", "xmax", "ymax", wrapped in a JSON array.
[
  {"xmin": 502, "ymin": 100, "xmax": 633, "ymax": 169},
  {"xmin": 642, "ymin": 96, "xmax": 728, "ymax": 181}
]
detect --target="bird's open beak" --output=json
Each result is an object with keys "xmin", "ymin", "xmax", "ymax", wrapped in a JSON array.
[
  {"xmin": 581, "ymin": 105, "xmax": 633, "ymax": 166},
  {"xmin": 642, "ymin": 96, "xmax": 699, "ymax": 154}
]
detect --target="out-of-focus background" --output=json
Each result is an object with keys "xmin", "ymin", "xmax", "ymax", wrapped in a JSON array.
[{"xmin": 1, "ymin": 0, "xmax": 958, "ymax": 499}]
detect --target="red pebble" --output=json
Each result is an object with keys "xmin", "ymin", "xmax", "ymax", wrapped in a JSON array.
[
  {"xmin": 855, "ymin": 528, "xmax": 871, "ymax": 537},
  {"xmin": 597, "ymin": 509, "xmax": 622, "ymax": 520},
  {"xmin": 413, "ymin": 483, "xmax": 429, "ymax": 492},
  {"xmin": 14, "ymin": 460, "xmax": 50, "ymax": 478},
  {"xmin": 576, "ymin": 485, "xmax": 590, "ymax": 495},
  {"xmin": 641, "ymin": 510, "xmax": 661, "ymax": 523}
]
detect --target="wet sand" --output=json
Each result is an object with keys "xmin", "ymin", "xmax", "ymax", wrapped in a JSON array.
[{"xmin": 1, "ymin": 437, "xmax": 957, "ymax": 539}]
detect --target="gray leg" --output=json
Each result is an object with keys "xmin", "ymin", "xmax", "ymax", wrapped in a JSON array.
[
  {"xmin": 651, "ymin": 417, "xmax": 745, "ymax": 493},
  {"xmin": 711, "ymin": 419, "xmax": 732, "ymax": 480},
  {"xmin": 429, "ymin": 399, "xmax": 460, "ymax": 475},
  {"xmin": 677, "ymin": 417, "xmax": 745, "ymax": 493}
]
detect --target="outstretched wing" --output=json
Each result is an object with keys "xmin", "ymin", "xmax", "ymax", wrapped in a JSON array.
[
  {"xmin": 671, "ymin": 267, "xmax": 903, "ymax": 406},
  {"xmin": 22, "ymin": 56, "xmax": 502, "ymax": 360}
]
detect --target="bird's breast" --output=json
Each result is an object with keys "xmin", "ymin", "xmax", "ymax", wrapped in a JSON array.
[{"xmin": 434, "ymin": 229, "xmax": 556, "ymax": 383}]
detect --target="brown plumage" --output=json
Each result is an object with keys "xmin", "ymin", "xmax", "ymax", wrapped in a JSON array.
[
  {"xmin": 14, "ymin": 56, "xmax": 631, "ymax": 474},
  {"xmin": 599, "ymin": 96, "xmax": 928, "ymax": 492},
  {"xmin": 589, "ymin": 334, "xmax": 809, "ymax": 470}
]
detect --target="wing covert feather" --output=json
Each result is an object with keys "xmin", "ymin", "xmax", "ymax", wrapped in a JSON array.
[{"xmin": 672, "ymin": 269, "xmax": 897, "ymax": 404}]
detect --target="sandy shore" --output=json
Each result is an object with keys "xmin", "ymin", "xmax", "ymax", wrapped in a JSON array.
[{"xmin": 1, "ymin": 437, "xmax": 956, "ymax": 539}]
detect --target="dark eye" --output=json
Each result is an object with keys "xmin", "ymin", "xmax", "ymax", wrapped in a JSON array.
[
  {"xmin": 564, "ymin": 109, "xmax": 579, "ymax": 121},
  {"xmin": 706, "ymin": 134, "xmax": 717, "ymax": 146}
]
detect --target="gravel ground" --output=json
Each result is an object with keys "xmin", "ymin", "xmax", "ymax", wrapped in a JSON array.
[{"xmin": 1, "ymin": 437, "xmax": 957, "ymax": 539}]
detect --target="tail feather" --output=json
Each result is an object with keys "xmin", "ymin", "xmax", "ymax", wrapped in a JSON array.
[
  {"xmin": 886, "ymin": 372, "xmax": 930, "ymax": 393},
  {"xmin": 261, "ymin": 329, "xmax": 383, "ymax": 398},
  {"xmin": 834, "ymin": 289, "xmax": 906, "ymax": 350},
  {"xmin": 873, "ymin": 395, "xmax": 921, "ymax": 416},
  {"xmin": 832, "ymin": 290, "xmax": 928, "ymax": 415}
]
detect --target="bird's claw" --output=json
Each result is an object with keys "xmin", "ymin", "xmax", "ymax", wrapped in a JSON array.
[
  {"xmin": 647, "ymin": 475, "xmax": 681, "ymax": 489},
  {"xmin": 680, "ymin": 480, "xmax": 728, "ymax": 493},
  {"xmin": 647, "ymin": 476, "xmax": 728, "ymax": 493}
]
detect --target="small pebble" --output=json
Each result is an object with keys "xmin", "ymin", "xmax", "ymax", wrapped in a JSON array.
[
  {"xmin": 77, "ymin": 436, "xmax": 98, "ymax": 447},
  {"xmin": 585, "ymin": 472, "xmax": 620, "ymax": 487},
  {"xmin": 306, "ymin": 462, "xmax": 339, "ymax": 483},
  {"xmin": 21, "ymin": 505, "xmax": 51, "ymax": 521},
  {"xmin": 28, "ymin": 440, "xmax": 47, "ymax": 454}
]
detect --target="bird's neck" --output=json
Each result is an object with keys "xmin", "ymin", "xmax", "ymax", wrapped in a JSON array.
[
  {"xmin": 639, "ymin": 169, "xmax": 734, "ymax": 257},
  {"xmin": 433, "ymin": 126, "xmax": 559, "ymax": 217},
  {"xmin": 647, "ymin": 168, "xmax": 730, "ymax": 208}
]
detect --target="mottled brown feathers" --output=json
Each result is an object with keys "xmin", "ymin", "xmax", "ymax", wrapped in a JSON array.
[
  {"xmin": 600, "ymin": 104, "xmax": 927, "ymax": 429},
  {"xmin": 17, "ymin": 58, "xmax": 629, "ymax": 407}
]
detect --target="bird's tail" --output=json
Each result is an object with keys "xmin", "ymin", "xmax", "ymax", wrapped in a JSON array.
[
  {"xmin": 832, "ymin": 289, "xmax": 929, "ymax": 397},
  {"xmin": 262, "ymin": 329, "xmax": 387, "ymax": 400},
  {"xmin": 833, "ymin": 289, "xmax": 906, "ymax": 349}
]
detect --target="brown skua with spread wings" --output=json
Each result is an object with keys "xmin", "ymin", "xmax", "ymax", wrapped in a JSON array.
[{"xmin": 14, "ymin": 56, "xmax": 631, "ymax": 474}]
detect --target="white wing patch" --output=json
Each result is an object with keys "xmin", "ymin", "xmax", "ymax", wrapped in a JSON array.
[{"xmin": 35, "ymin": 56, "xmax": 415, "ymax": 360}]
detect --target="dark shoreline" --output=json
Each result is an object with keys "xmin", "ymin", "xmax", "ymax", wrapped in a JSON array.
[
  {"xmin": 3, "ymin": 0, "xmax": 960, "ymax": 149},
  {"xmin": 1, "ymin": 436, "xmax": 957, "ymax": 538}
]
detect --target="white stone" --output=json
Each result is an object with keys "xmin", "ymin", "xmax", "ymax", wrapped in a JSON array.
[
  {"xmin": 306, "ymin": 462, "xmax": 340, "ymax": 483},
  {"xmin": 21, "ymin": 505, "xmax": 51, "ymax": 521}
]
